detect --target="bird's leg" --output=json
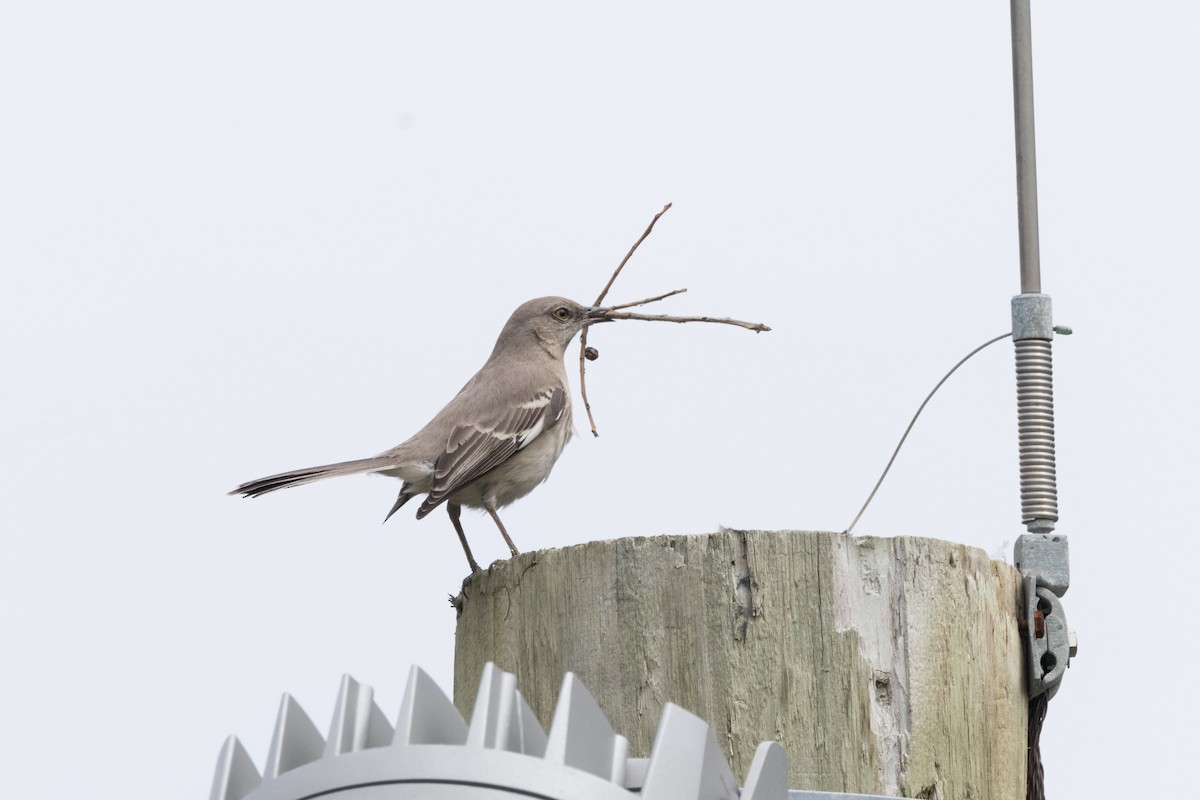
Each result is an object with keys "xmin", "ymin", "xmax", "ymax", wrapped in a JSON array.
[
  {"xmin": 484, "ymin": 503, "xmax": 520, "ymax": 557},
  {"xmin": 447, "ymin": 503, "xmax": 482, "ymax": 573}
]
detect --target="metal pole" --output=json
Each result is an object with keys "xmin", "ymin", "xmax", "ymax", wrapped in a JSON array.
[
  {"xmin": 1010, "ymin": 0, "xmax": 1041, "ymax": 294},
  {"xmin": 1008, "ymin": 0, "xmax": 1072, "ymax": 710},
  {"xmin": 1008, "ymin": 0, "xmax": 1058, "ymax": 535}
]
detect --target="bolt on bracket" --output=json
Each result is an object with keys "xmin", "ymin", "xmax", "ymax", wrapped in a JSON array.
[{"xmin": 1014, "ymin": 533, "xmax": 1073, "ymax": 699}]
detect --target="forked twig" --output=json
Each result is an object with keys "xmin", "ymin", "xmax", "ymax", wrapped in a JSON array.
[
  {"xmin": 594, "ymin": 203, "xmax": 673, "ymax": 307},
  {"xmin": 580, "ymin": 204, "xmax": 673, "ymax": 436},
  {"xmin": 579, "ymin": 203, "xmax": 770, "ymax": 436}
]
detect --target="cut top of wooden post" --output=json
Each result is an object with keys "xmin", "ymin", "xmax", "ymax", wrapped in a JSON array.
[{"xmin": 453, "ymin": 530, "xmax": 1026, "ymax": 799}]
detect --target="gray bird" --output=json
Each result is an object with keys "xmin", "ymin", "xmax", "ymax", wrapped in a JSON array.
[{"xmin": 230, "ymin": 296, "xmax": 612, "ymax": 573}]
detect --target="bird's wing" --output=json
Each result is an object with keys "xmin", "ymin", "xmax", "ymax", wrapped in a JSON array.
[{"xmin": 416, "ymin": 386, "xmax": 568, "ymax": 517}]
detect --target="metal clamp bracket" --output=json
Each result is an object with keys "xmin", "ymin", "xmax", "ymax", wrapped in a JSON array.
[{"xmin": 1013, "ymin": 533, "xmax": 1074, "ymax": 699}]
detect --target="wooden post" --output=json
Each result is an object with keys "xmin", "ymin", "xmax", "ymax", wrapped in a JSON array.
[{"xmin": 453, "ymin": 530, "xmax": 1026, "ymax": 799}]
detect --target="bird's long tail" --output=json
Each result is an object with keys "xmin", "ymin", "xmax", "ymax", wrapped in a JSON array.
[{"xmin": 229, "ymin": 457, "xmax": 396, "ymax": 498}]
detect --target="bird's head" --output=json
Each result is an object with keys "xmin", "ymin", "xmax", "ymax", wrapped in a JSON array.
[{"xmin": 495, "ymin": 296, "xmax": 612, "ymax": 359}]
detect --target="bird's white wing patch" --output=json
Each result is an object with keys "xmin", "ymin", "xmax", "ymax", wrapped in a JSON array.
[
  {"xmin": 518, "ymin": 395, "xmax": 552, "ymax": 410},
  {"xmin": 416, "ymin": 386, "xmax": 567, "ymax": 518},
  {"xmin": 517, "ymin": 417, "xmax": 546, "ymax": 449}
]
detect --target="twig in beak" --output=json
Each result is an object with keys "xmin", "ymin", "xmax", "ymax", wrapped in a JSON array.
[
  {"xmin": 578, "ymin": 203, "xmax": 771, "ymax": 437},
  {"xmin": 581, "ymin": 203, "xmax": 673, "ymax": 436},
  {"xmin": 599, "ymin": 310, "xmax": 770, "ymax": 333},
  {"xmin": 605, "ymin": 288, "xmax": 688, "ymax": 311}
]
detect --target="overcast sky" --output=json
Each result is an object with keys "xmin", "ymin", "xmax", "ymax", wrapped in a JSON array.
[{"xmin": 3, "ymin": 2, "xmax": 1197, "ymax": 797}]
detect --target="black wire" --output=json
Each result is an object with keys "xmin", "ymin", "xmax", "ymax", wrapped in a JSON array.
[{"xmin": 1027, "ymin": 691, "xmax": 1049, "ymax": 800}]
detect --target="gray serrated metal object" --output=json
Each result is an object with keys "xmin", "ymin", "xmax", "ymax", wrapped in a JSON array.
[
  {"xmin": 209, "ymin": 663, "xmax": 802, "ymax": 800},
  {"xmin": 467, "ymin": 662, "xmax": 547, "ymax": 757},
  {"xmin": 325, "ymin": 674, "xmax": 393, "ymax": 756},
  {"xmin": 641, "ymin": 703, "xmax": 740, "ymax": 800},
  {"xmin": 393, "ymin": 664, "xmax": 468, "ymax": 746},
  {"xmin": 209, "ymin": 736, "xmax": 260, "ymax": 800},
  {"xmin": 261, "ymin": 694, "xmax": 323, "ymax": 780},
  {"xmin": 741, "ymin": 743, "xmax": 789, "ymax": 800},
  {"xmin": 544, "ymin": 671, "xmax": 628, "ymax": 784}
]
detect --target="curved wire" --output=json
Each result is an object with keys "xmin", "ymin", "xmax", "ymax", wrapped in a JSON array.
[{"xmin": 843, "ymin": 331, "xmax": 1014, "ymax": 534}]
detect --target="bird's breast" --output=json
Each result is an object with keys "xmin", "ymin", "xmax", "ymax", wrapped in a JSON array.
[{"xmin": 456, "ymin": 417, "xmax": 571, "ymax": 510}]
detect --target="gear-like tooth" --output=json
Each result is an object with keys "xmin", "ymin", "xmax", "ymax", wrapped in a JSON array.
[
  {"xmin": 263, "ymin": 693, "xmax": 325, "ymax": 780},
  {"xmin": 543, "ymin": 672, "xmax": 624, "ymax": 783},
  {"xmin": 640, "ymin": 703, "xmax": 739, "ymax": 800},
  {"xmin": 392, "ymin": 665, "xmax": 467, "ymax": 746},
  {"xmin": 466, "ymin": 663, "xmax": 514, "ymax": 750},
  {"xmin": 610, "ymin": 736, "xmax": 630, "ymax": 786},
  {"xmin": 208, "ymin": 735, "xmax": 260, "ymax": 800},
  {"xmin": 514, "ymin": 689, "xmax": 547, "ymax": 757},
  {"xmin": 466, "ymin": 662, "xmax": 544, "ymax": 754},
  {"xmin": 740, "ymin": 741, "xmax": 788, "ymax": 800},
  {"xmin": 325, "ymin": 674, "xmax": 394, "ymax": 756},
  {"xmin": 393, "ymin": 662, "xmax": 468, "ymax": 743},
  {"xmin": 624, "ymin": 757, "xmax": 649, "ymax": 790}
]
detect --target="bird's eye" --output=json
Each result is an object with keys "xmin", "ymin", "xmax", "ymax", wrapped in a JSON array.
[{"xmin": 554, "ymin": 307, "xmax": 571, "ymax": 320}]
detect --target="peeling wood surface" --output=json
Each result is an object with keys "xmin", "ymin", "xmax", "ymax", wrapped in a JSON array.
[{"xmin": 453, "ymin": 530, "xmax": 1025, "ymax": 799}]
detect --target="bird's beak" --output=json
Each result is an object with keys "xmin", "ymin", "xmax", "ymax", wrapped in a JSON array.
[{"xmin": 585, "ymin": 306, "xmax": 614, "ymax": 324}]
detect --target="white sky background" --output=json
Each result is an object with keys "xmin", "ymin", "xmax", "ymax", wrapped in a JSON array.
[{"xmin": 2, "ymin": 1, "xmax": 1196, "ymax": 797}]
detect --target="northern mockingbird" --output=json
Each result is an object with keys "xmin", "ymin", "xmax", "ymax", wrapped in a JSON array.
[{"xmin": 230, "ymin": 296, "xmax": 611, "ymax": 573}]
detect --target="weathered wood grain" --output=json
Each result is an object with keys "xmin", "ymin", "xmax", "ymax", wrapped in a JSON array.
[{"xmin": 453, "ymin": 530, "xmax": 1025, "ymax": 799}]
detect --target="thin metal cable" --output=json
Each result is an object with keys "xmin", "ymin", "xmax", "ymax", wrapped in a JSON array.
[{"xmin": 844, "ymin": 332, "xmax": 1013, "ymax": 534}]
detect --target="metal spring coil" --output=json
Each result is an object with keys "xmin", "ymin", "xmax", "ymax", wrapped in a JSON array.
[{"xmin": 1015, "ymin": 338, "xmax": 1058, "ymax": 531}]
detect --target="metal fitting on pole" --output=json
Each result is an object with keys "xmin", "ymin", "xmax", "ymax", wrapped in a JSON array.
[{"xmin": 1011, "ymin": 293, "xmax": 1058, "ymax": 534}]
